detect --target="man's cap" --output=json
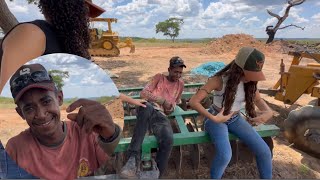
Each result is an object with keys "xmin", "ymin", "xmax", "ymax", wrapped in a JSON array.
[
  {"xmin": 85, "ymin": 0, "xmax": 105, "ymax": 18},
  {"xmin": 10, "ymin": 64, "xmax": 56, "ymax": 103},
  {"xmin": 169, "ymin": 56, "xmax": 186, "ymax": 68},
  {"xmin": 234, "ymin": 47, "xmax": 266, "ymax": 81}
]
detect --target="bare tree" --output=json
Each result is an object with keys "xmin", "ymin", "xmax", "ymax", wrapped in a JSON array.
[
  {"xmin": 0, "ymin": 0, "xmax": 19, "ymax": 34},
  {"xmin": 265, "ymin": 0, "xmax": 306, "ymax": 44}
]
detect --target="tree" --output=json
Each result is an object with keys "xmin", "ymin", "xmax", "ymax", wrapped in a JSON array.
[
  {"xmin": 265, "ymin": 0, "xmax": 306, "ymax": 44},
  {"xmin": 0, "ymin": 0, "xmax": 38, "ymax": 34},
  {"xmin": 48, "ymin": 70, "xmax": 69, "ymax": 90},
  {"xmin": 155, "ymin": 18, "xmax": 184, "ymax": 42},
  {"xmin": 0, "ymin": 0, "xmax": 19, "ymax": 34}
]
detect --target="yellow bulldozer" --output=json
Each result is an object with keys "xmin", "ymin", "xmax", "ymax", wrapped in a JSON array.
[
  {"xmin": 88, "ymin": 18, "xmax": 135, "ymax": 57},
  {"xmin": 261, "ymin": 51, "xmax": 320, "ymax": 157}
]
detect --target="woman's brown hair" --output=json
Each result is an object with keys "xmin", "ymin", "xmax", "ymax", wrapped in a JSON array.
[{"xmin": 214, "ymin": 60, "xmax": 257, "ymax": 118}]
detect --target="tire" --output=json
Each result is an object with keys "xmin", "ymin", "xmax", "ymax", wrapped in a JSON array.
[{"xmin": 284, "ymin": 106, "xmax": 320, "ymax": 157}]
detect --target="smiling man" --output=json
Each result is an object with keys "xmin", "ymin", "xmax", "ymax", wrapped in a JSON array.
[
  {"xmin": 120, "ymin": 57, "xmax": 186, "ymax": 178},
  {"xmin": 5, "ymin": 64, "xmax": 121, "ymax": 180}
]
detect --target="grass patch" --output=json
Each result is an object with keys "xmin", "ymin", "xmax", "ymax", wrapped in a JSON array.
[
  {"xmin": 120, "ymin": 37, "xmax": 213, "ymax": 48},
  {"xmin": 0, "ymin": 96, "xmax": 115, "ymax": 109}
]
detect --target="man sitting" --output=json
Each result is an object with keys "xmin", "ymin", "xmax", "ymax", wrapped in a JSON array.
[
  {"xmin": 120, "ymin": 57, "xmax": 186, "ymax": 178},
  {"xmin": 5, "ymin": 63, "xmax": 121, "ymax": 180}
]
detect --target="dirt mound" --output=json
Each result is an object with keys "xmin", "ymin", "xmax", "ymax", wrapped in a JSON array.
[{"xmin": 201, "ymin": 34, "xmax": 283, "ymax": 55}]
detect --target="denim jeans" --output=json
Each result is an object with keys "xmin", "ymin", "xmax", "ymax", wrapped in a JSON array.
[
  {"xmin": 127, "ymin": 102, "xmax": 173, "ymax": 176},
  {"xmin": 204, "ymin": 108, "xmax": 272, "ymax": 179},
  {"xmin": 0, "ymin": 142, "xmax": 37, "ymax": 179}
]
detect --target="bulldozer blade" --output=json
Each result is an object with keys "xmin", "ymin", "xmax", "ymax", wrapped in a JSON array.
[{"xmin": 130, "ymin": 45, "xmax": 135, "ymax": 53}]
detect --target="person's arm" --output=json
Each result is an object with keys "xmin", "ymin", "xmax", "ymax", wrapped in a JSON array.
[
  {"xmin": 140, "ymin": 74, "xmax": 166, "ymax": 105},
  {"xmin": 0, "ymin": 23, "xmax": 46, "ymax": 92},
  {"xmin": 119, "ymin": 93, "xmax": 146, "ymax": 108},
  {"xmin": 175, "ymin": 81, "xmax": 184, "ymax": 105},
  {"xmin": 66, "ymin": 99, "xmax": 120, "ymax": 155},
  {"xmin": 189, "ymin": 76, "xmax": 234, "ymax": 123},
  {"xmin": 249, "ymin": 91, "xmax": 274, "ymax": 124}
]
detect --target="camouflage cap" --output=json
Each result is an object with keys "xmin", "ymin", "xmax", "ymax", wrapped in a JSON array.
[{"xmin": 234, "ymin": 47, "xmax": 266, "ymax": 81}]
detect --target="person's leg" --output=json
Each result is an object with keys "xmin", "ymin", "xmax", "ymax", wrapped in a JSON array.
[
  {"xmin": 120, "ymin": 102, "xmax": 155, "ymax": 178},
  {"xmin": 228, "ymin": 117, "xmax": 272, "ymax": 179},
  {"xmin": 127, "ymin": 102, "xmax": 155, "ymax": 158},
  {"xmin": 204, "ymin": 118, "xmax": 232, "ymax": 179},
  {"xmin": 150, "ymin": 111, "xmax": 173, "ymax": 177}
]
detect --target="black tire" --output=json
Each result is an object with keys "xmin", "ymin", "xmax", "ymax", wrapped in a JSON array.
[{"xmin": 284, "ymin": 106, "xmax": 320, "ymax": 157}]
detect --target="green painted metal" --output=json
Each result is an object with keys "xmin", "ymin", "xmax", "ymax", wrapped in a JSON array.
[
  {"xmin": 123, "ymin": 91, "xmax": 199, "ymax": 100},
  {"xmin": 118, "ymin": 83, "xmax": 205, "ymax": 93},
  {"xmin": 124, "ymin": 109, "xmax": 200, "ymax": 122},
  {"xmin": 115, "ymin": 124, "xmax": 280, "ymax": 161},
  {"xmin": 116, "ymin": 106, "xmax": 280, "ymax": 161}
]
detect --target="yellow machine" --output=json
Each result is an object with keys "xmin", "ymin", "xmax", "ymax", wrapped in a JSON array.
[
  {"xmin": 261, "ymin": 51, "xmax": 320, "ymax": 157},
  {"xmin": 89, "ymin": 18, "xmax": 135, "ymax": 57}
]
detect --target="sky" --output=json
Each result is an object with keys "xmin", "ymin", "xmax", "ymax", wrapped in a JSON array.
[
  {"xmin": 4, "ymin": 0, "xmax": 320, "ymax": 39},
  {"xmin": 0, "ymin": 53, "xmax": 120, "ymax": 99}
]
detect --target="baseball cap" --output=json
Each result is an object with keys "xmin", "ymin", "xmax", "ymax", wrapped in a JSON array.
[
  {"xmin": 85, "ymin": 0, "xmax": 105, "ymax": 18},
  {"xmin": 169, "ymin": 56, "xmax": 186, "ymax": 68},
  {"xmin": 10, "ymin": 64, "xmax": 56, "ymax": 103},
  {"xmin": 234, "ymin": 47, "xmax": 266, "ymax": 81}
]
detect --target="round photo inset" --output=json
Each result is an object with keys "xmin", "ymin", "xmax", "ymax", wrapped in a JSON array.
[{"xmin": 0, "ymin": 53, "xmax": 124, "ymax": 178}]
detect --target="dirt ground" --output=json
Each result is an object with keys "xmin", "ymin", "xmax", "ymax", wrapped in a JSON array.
[{"xmin": 1, "ymin": 34, "xmax": 320, "ymax": 178}]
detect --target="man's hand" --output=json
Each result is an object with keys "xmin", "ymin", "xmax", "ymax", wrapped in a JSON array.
[
  {"xmin": 132, "ymin": 99, "xmax": 147, "ymax": 108},
  {"xmin": 66, "ymin": 99, "xmax": 115, "ymax": 139},
  {"xmin": 163, "ymin": 100, "xmax": 173, "ymax": 110}
]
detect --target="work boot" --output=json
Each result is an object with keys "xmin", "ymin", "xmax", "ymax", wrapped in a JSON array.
[{"xmin": 119, "ymin": 156, "xmax": 138, "ymax": 179}]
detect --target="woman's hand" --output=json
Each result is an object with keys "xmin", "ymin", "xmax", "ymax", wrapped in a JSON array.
[
  {"xmin": 249, "ymin": 111, "xmax": 273, "ymax": 125},
  {"xmin": 210, "ymin": 107, "xmax": 234, "ymax": 123}
]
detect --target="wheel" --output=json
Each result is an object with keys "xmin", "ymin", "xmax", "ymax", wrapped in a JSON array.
[
  {"xmin": 284, "ymin": 105, "xmax": 320, "ymax": 157},
  {"xmin": 103, "ymin": 40, "xmax": 114, "ymax": 50}
]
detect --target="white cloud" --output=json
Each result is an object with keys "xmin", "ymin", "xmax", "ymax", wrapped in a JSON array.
[
  {"xmin": 262, "ymin": 17, "xmax": 277, "ymax": 28},
  {"xmin": 241, "ymin": 16, "xmax": 260, "ymax": 26},
  {"xmin": 311, "ymin": 13, "xmax": 320, "ymax": 22},
  {"xmin": 289, "ymin": 7, "xmax": 309, "ymax": 23},
  {"xmin": 6, "ymin": 0, "xmax": 43, "ymax": 22},
  {"xmin": 6, "ymin": 1, "xmax": 28, "ymax": 13},
  {"xmin": 202, "ymin": 2, "xmax": 253, "ymax": 20},
  {"xmin": 3, "ymin": 0, "xmax": 318, "ymax": 39}
]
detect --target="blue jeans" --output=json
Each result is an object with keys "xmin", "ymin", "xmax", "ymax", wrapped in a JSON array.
[
  {"xmin": 204, "ymin": 108, "xmax": 272, "ymax": 179},
  {"xmin": 0, "ymin": 141, "xmax": 37, "ymax": 179}
]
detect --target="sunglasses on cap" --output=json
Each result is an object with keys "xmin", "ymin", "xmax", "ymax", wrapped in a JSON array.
[
  {"xmin": 171, "ymin": 58, "xmax": 184, "ymax": 64},
  {"xmin": 11, "ymin": 71, "xmax": 52, "ymax": 94}
]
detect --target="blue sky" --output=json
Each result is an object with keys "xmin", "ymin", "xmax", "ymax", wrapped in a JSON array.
[
  {"xmin": 1, "ymin": 54, "xmax": 120, "ymax": 99},
  {"xmin": 4, "ymin": 0, "xmax": 320, "ymax": 38}
]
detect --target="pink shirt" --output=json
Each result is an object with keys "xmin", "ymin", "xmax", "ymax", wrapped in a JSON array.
[
  {"xmin": 141, "ymin": 73, "xmax": 184, "ymax": 112},
  {"xmin": 5, "ymin": 121, "xmax": 108, "ymax": 180}
]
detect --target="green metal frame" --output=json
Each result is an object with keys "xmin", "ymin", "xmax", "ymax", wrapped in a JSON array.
[
  {"xmin": 115, "ymin": 106, "xmax": 280, "ymax": 161},
  {"xmin": 118, "ymin": 83, "xmax": 205, "ymax": 94}
]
